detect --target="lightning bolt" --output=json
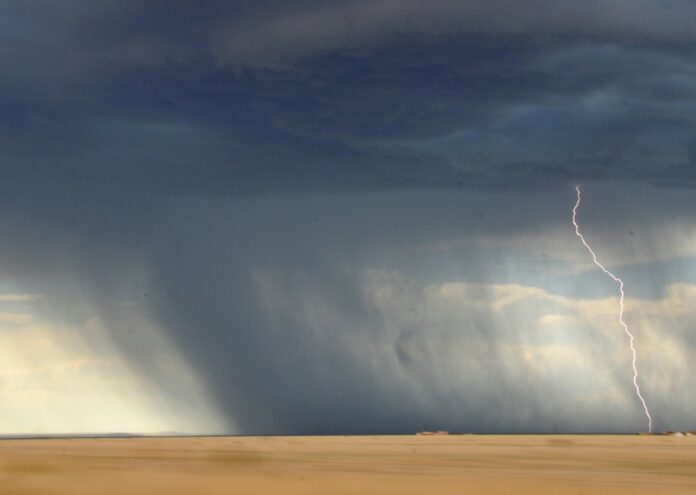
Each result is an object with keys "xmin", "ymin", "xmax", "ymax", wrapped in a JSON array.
[{"xmin": 572, "ymin": 185, "xmax": 653, "ymax": 433}]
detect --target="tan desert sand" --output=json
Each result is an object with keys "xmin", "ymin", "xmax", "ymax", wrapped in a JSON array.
[{"xmin": 0, "ymin": 434, "xmax": 695, "ymax": 494}]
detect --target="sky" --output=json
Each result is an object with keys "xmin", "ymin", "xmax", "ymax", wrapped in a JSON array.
[{"xmin": 1, "ymin": 1, "xmax": 696, "ymax": 435}]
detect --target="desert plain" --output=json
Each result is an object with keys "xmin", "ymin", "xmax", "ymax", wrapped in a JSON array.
[{"xmin": 0, "ymin": 434, "xmax": 695, "ymax": 494}]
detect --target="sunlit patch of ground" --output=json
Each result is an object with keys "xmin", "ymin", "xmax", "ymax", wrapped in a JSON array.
[{"xmin": 0, "ymin": 435, "xmax": 695, "ymax": 494}]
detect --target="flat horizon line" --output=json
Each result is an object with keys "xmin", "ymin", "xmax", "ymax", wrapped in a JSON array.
[{"xmin": 0, "ymin": 431, "xmax": 677, "ymax": 440}]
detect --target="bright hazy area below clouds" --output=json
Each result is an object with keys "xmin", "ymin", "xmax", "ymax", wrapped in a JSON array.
[{"xmin": 0, "ymin": 293, "xmax": 227, "ymax": 435}]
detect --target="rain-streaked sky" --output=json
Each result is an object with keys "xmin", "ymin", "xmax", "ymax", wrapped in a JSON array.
[{"xmin": 1, "ymin": 1, "xmax": 696, "ymax": 435}]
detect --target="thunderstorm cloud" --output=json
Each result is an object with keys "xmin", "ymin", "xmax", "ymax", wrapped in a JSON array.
[{"xmin": 0, "ymin": 1, "xmax": 695, "ymax": 434}]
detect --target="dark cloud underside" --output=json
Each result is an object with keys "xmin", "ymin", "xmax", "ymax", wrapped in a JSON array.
[
  {"xmin": 1, "ymin": 1, "xmax": 696, "ymax": 194},
  {"xmin": 1, "ymin": 1, "xmax": 696, "ymax": 434}
]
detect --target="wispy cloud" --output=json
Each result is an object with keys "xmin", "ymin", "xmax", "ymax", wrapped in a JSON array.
[
  {"xmin": 0, "ymin": 310, "xmax": 32, "ymax": 325},
  {"xmin": 0, "ymin": 294, "xmax": 42, "ymax": 302}
]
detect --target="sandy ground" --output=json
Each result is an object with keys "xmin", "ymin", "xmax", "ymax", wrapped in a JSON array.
[{"xmin": 0, "ymin": 435, "xmax": 695, "ymax": 494}]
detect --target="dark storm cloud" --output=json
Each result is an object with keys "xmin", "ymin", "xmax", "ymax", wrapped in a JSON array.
[
  {"xmin": 6, "ymin": 1, "xmax": 696, "ymax": 73},
  {"xmin": 3, "ymin": 2, "xmax": 696, "ymax": 434},
  {"xmin": 2, "ymin": 1, "xmax": 696, "ymax": 193}
]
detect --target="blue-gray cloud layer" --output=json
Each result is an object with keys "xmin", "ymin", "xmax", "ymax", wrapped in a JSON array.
[
  {"xmin": 2, "ymin": 1, "xmax": 696, "ymax": 434},
  {"xmin": 2, "ymin": 0, "xmax": 696, "ymax": 193}
]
